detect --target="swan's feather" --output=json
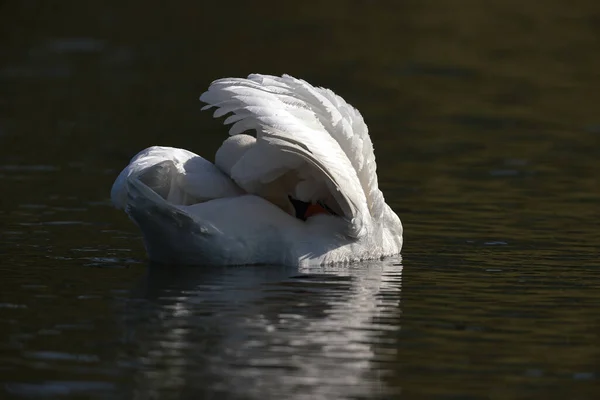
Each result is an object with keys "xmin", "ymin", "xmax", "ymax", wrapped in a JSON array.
[
  {"xmin": 261, "ymin": 128, "xmax": 361, "ymax": 235},
  {"xmin": 111, "ymin": 146, "xmax": 241, "ymax": 209},
  {"xmin": 200, "ymin": 74, "xmax": 385, "ymax": 219},
  {"xmin": 200, "ymin": 74, "xmax": 385, "ymax": 237}
]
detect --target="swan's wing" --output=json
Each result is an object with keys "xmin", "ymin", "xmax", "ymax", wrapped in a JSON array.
[
  {"xmin": 111, "ymin": 146, "xmax": 242, "ymax": 209},
  {"xmin": 202, "ymin": 74, "xmax": 385, "ymax": 219},
  {"xmin": 200, "ymin": 74, "xmax": 375, "ymax": 238},
  {"xmin": 310, "ymin": 86, "xmax": 385, "ymax": 219}
]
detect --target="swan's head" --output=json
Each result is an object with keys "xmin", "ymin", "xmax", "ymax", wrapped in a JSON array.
[{"xmin": 215, "ymin": 134, "xmax": 256, "ymax": 176}]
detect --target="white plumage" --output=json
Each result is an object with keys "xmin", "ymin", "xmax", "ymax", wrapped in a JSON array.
[{"xmin": 111, "ymin": 74, "xmax": 403, "ymax": 266}]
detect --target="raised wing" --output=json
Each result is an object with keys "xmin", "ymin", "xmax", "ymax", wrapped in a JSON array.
[{"xmin": 200, "ymin": 74, "xmax": 381, "ymax": 238}]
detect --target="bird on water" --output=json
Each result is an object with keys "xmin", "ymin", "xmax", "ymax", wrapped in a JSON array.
[{"xmin": 111, "ymin": 74, "xmax": 403, "ymax": 266}]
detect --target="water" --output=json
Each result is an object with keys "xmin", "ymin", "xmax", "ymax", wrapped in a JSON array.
[{"xmin": 1, "ymin": 0, "xmax": 599, "ymax": 398}]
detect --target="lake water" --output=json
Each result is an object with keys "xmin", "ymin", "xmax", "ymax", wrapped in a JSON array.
[{"xmin": 1, "ymin": 1, "xmax": 599, "ymax": 399}]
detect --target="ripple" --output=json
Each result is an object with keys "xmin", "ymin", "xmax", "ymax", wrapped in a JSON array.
[
  {"xmin": 489, "ymin": 169, "xmax": 520, "ymax": 177},
  {"xmin": 5, "ymin": 381, "xmax": 115, "ymax": 397},
  {"xmin": 43, "ymin": 38, "xmax": 106, "ymax": 54},
  {"xmin": 24, "ymin": 351, "xmax": 99, "ymax": 363},
  {"xmin": 0, "ymin": 165, "xmax": 59, "ymax": 172},
  {"xmin": 0, "ymin": 303, "xmax": 27, "ymax": 309},
  {"xmin": 82, "ymin": 256, "xmax": 142, "ymax": 268},
  {"xmin": 573, "ymin": 372, "xmax": 596, "ymax": 380},
  {"xmin": 0, "ymin": 65, "xmax": 71, "ymax": 79}
]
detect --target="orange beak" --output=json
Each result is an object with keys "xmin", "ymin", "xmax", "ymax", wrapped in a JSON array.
[{"xmin": 304, "ymin": 203, "xmax": 329, "ymax": 219}]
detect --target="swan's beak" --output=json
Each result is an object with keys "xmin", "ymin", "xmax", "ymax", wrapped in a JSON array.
[
  {"xmin": 304, "ymin": 203, "xmax": 329, "ymax": 219},
  {"xmin": 289, "ymin": 196, "xmax": 334, "ymax": 221}
]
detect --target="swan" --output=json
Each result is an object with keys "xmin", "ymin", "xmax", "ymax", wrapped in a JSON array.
[{"xmin": 111, "ymin": 74, "xmax": 403, "ymax": 266}]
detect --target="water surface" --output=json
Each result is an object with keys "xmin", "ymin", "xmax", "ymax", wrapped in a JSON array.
[{"xmin": 1, "ymin": 0, "xmax": 599, "ymax": 398}]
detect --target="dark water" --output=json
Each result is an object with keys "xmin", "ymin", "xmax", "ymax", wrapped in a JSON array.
[{"xmin": 1, "ymin": 1, "xmax": 599, "ymax": 398}]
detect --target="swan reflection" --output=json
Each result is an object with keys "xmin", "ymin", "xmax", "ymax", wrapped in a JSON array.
[{"xmin": 122, "ymin": 259, "xmax": 403, "ymax": 399}]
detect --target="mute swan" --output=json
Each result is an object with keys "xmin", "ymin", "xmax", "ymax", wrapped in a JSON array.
[{"xmin": 111, "ymin": 74, "xmax": 403, "ymax": 266}]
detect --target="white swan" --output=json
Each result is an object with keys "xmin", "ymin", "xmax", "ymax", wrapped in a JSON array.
[{"xmin": 111, "ymin": 74, "xmax": 403, "ymax": 266}]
